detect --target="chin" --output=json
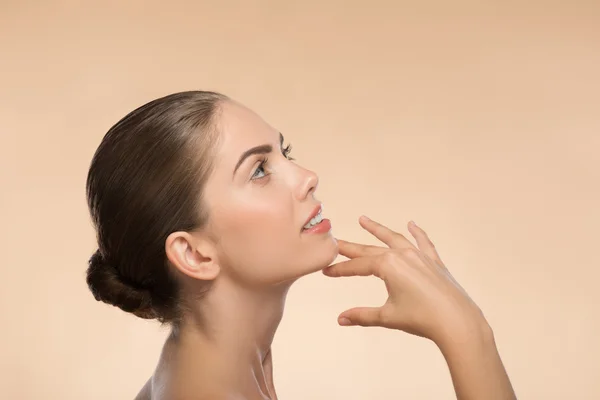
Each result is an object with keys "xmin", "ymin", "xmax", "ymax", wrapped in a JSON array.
[
  {"xmin": 296, "ymin": 235, "xmax": 339, "ymax": 278},
  {"xmin": 318, "ymin": 235, "xmax": 340, "ymax": 268}
]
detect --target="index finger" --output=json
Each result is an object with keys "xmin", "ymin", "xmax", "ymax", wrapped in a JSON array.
[
  {"xmin": 359, "ymin": 216, "xmax": 417, "ymax": 251},
  {"xmin": 323, "ymin": 254, "xmax": 385, "ymax": 279},
  {"xmin": 336, "ymin": 239, "xmax": 387, "ymax": 259}
]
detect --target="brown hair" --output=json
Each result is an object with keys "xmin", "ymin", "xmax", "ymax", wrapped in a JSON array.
[{"xmin": 85, "ymin": 90, "xmax": 228, "ymax": 324}]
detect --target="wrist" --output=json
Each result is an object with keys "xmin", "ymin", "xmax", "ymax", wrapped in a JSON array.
[
  {"xmin": 434, "ymin": 316, "xmax": 495, "ymax": 356},
  {"xmin": 433, "ymin": 319, "xmax": 517, "ymax": 400}
]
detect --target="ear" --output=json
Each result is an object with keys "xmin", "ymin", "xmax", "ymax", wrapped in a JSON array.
[{"xmin": 165, "ymin": 231, "xmax": 220, "ymax": 281}]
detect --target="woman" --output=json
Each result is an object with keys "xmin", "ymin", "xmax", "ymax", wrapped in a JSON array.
[{"xmin": 86, "ymin": 91, "xmax": 517, "ymax": 399}]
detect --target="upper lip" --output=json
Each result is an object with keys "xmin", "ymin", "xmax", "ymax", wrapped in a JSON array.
[{"xmin": 302, "ymin": 204, "xmax": 323, "ymax": 229}]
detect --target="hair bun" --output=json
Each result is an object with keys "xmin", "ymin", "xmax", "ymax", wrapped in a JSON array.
[{"xmin": 86, "ymin": 250, "xmax": 157, "ymax": 319}]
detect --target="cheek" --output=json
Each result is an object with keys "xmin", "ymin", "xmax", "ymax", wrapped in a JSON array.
[
  {"xmin": 228, "ymin": 200, "xmax": 292, "ymax": 235},
  {"xmin": 215, "ymin": 199, "xmax": 296, "ymax": 262}
]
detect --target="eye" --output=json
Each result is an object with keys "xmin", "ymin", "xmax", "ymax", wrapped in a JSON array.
[
  {"xmin": 251, "ymin": 157, "xmax": 269, "ymax": 180},
  {"xmin": 250, "ymin": 143, "xmax": 294, "ymax": 181}
]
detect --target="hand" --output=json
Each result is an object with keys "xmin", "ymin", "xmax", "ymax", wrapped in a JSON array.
[{"xmin": 323, "ymin": 216, "xmax": 488, "ymax": 347}]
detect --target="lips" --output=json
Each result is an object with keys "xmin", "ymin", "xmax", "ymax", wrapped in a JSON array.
[{"xmin": 302, "ymin": 204, "xmax": 322, "ymax": 230}]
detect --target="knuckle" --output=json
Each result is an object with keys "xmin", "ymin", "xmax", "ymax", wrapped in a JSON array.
[
  {"xmin": 400, "ymin": 247, "xmax": 423, "ymax": 264},
  {"xmin": 375, "ymin": 253, "xmax": 395, "ymax": 279},
  {"xmin": 390, "ymin": 233, "xmax": 406, "ymax": 246},
  {"xmin": 390, "ymin": 229, "xmax": 404, "ymax": 240},
  {"xmin": 400, "ymin": 247, "xmax": 419, "ymax": 257},
  {"xmin": 380, "ymin": 251, "xmax": 399, "ymax": 266},
  {"xmin": 387, "ymin": 226, "xmax": 399, "ymax": 235}
]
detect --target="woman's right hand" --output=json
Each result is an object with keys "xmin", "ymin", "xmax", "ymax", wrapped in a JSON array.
[
  {"xmin": 324, "ymin": 216, "xmax": 518, "ymax": 399},
  {"xmin": 323, "ymin": 216, "xmax": 489, "ymax": 347}
]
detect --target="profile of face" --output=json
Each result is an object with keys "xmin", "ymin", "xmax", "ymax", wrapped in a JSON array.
[{"xmin": 170, "ymin": 100, "xmax": 339, "ymax": 288}]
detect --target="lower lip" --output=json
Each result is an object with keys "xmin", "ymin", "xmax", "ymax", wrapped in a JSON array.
[{"xmin": 302, "ymin": 219, "xmax": 332, "ymax": 234}]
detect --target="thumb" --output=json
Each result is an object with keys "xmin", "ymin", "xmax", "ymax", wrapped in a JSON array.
[{"xmin": 338, "ymin": 307, "xmax": 382, "ymax": 327}]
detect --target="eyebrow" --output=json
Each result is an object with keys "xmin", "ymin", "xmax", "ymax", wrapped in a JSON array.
[{"xmin": 233, "ymin": 132, "xmax": 285, "ymax": 177}]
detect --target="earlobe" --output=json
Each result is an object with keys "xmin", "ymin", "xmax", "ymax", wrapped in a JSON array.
[{"xmin": 165, "ymin": 232, "xmax": 220, "ymax": 281}]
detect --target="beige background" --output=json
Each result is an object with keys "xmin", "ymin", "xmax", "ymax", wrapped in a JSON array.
[{"xmin": 1, "ymin": 1, "xmax": 599, "ymax": 399}]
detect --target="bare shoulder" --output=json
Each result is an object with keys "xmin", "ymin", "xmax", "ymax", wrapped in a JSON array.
[{"xmin": 134, "ymin": 378, "xmax": 152, "ymax": 400}]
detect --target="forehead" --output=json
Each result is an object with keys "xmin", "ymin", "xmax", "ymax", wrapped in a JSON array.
[{"xmin": 215, "ymin": 100, "xmax": 280, "ymax": 157}]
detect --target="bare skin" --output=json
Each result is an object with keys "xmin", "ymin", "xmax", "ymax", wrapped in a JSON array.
[
  {"xmin": 136, "ymin": 279, "xmax": 287, "ymax": 400},
  {"xmin": 323, "ymin": 217, "xmax": 517, "ymax": 400},
  {"xmin": 132, "ymin": 100, "xmax": 338, "ymax": 399},
  {"xmin": 137, "ymin": 338, "xmax": 277, "ymax": 400},
  {"xmin": 135, "ymin": 216, "xmax": 516, "ymax": 399}
]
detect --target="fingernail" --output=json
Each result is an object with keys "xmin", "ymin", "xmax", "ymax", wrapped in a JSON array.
[
  {"xmin": 409, "ymin": 220, "xmax": 417, "ymax": 227},
  {"xmin": 360, "ymin": 215, "xmax": 370, "ymax": 222},
  {"xmin": 339, "ymin": 317, "xmax": 351, "ymax": 326}
]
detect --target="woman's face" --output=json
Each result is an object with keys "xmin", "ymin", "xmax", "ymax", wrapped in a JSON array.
[{"xmin": 201, "ymin": 100, "xmax": 339, "ymax": 286}]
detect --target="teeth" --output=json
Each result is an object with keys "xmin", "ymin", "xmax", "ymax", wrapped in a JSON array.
[{"xmin": 303, "ymin": 209, "xmax": 323, "ymax": 229}]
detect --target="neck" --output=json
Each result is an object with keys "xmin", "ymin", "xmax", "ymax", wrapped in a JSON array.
[{"xmin": 165, "ymin": 277, "xmax": 292, "ymax": 399}]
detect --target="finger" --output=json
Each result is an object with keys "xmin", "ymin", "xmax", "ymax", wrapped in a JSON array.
[
  {"xmin": 407, "ymin": 221, "xmax": 445, "ymax": 267},
  {"xmin": 336, "ymin": 239, "xmax": 386, "ymax": 259},
  {"xmin": 322, "ymin": 256, "xmax": 384, "ymax": 279},
  {"xmin": 359, "ymin": 216, "xmax": 417, "ymax": 250},
  {"xmin": 338, "ymin": 307, "xmax": 382, "ymax": 327}
]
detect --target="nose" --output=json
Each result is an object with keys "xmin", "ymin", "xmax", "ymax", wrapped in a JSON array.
[{"xmin": 296, "ymin": 166, "xmax": 319, "ymax": 200}]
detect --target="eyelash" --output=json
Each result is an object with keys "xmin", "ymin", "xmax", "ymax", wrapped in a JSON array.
[
  {"xmin": 282, "ymin": 143, "xmax": 294, "ymax": 161},
  {"xmin": 252, "ymin": 143, "xmax": 295, "ymax": 180}
]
